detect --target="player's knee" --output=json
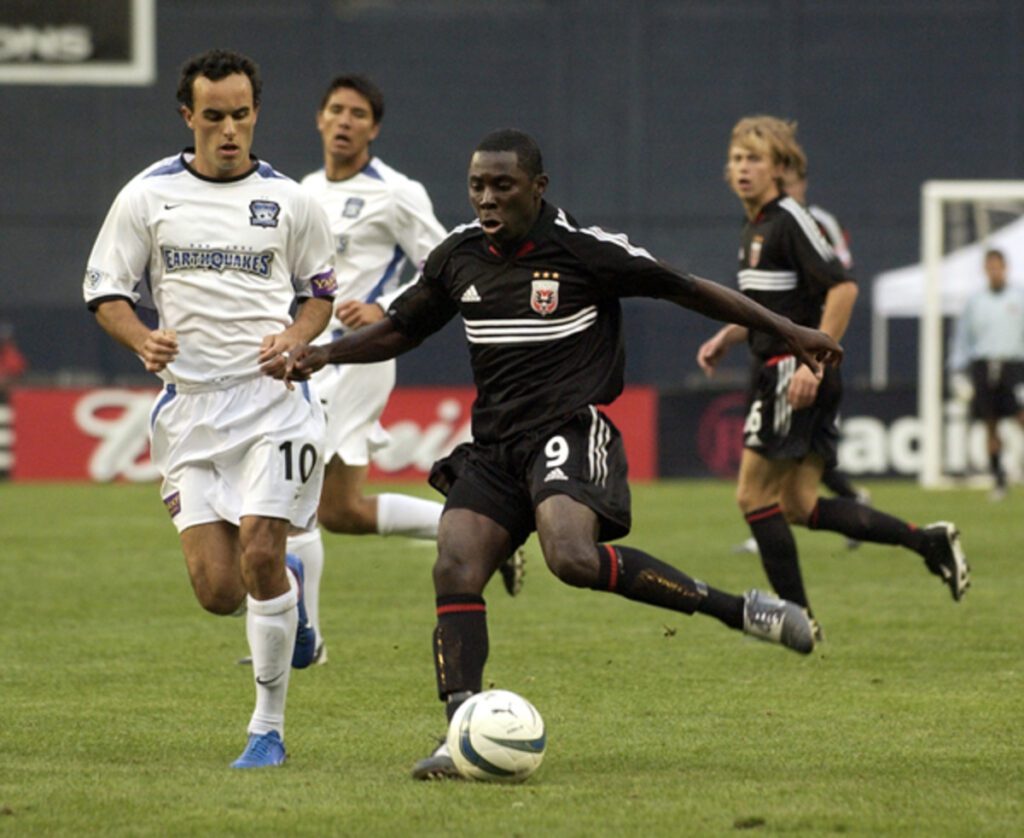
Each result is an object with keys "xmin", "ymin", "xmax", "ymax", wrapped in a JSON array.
[
  {"xmin": 192, "ymin": 581, "xmax": 245, "ymax": 615},
  {"xmin": 780, "ymin": 499, "xmax": 811, "ymax": 526},
  {"xmin": 542, "ymin": 539, "xmax": 598, "ymax": 588},
  {"xmin": 432, "ymin": 550, "xmax": 487, "ymax": 595},
  {"xmin": 318, "ymin": 498, "xmax": 374, "ymax": 534},
  {"xmin": 735, "ymin": 483, "xmax": 759, "ymax": 515}
]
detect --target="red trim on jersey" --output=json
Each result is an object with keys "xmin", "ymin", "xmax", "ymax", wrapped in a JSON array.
[
  {"xmin": 809, "ymin": 501, "xmax": 820, "ymax": 529},
  {"xmin": 515, "ymin": 241, "xmax": 536, "ymax": 258},
  {"xmin": 603, "ymin": 544, "xmax": 619, "ymax": 591},
  {"xmin": 436, "ymin": 603, "xmax": 486, "ymax": 616},
  {"xmin": 764, "ymin": 354, "xmax": 794, "ymax": 367},
  {"xmin": 745, "ymin": 504, "xmax": 783, "ymax": 523}
]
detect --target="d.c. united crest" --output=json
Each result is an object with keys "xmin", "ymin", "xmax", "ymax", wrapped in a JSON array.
[
  {"xmin": 531, "ymin": 274, "xmax": 560, "ymax": 316},
  {"xmin": 749, "ymin": 235, "xmax": 764, "ymax": 268}
]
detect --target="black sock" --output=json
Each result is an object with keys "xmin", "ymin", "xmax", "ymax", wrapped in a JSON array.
[
  {"xmin": 746, "ymin": 504, "xmax": 809, "ymax": 609},
  {"xmin": 821, "ymin": 468, "xmax": 858, "ymax": 499},
  {"xmin": 991, "ymin": 453, "xmax": 1006, "ymax": 486},
  {"xmin": 433, "ymin": 594, "xmax": 488, "ymax": 706},
  {"xmin": 808, "ymin": 497, "xmax": 926, "ymax": 552},
  {"xmin": 593, "ymin": 544, "xmax": 743, "ymax": 628}
]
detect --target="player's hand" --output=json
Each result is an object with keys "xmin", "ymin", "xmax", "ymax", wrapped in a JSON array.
[
  {"xmin": 141, "ymin": 328, "xmax": 178, "ymax": 372},
  {"xmin": 697, "ymin": 335, "xmax": 726, "ymax": 377},
  {"xmin": 286, "ymin": 344, "xmax": 329, "ymax": 383},
  {"xmin": 336, "ymin": 300, "xmax": 385, "ymax": 329},
  {"xmin": 788, "ymin": 364, "xmax": 821, "ymax": 409},
  {"xmin": 258, "ymin": 333, "xmax": 297, "ymax": 381},
  {"xmin": 784, "ymin": 324, "xmax": 842, "ymax": 377}
]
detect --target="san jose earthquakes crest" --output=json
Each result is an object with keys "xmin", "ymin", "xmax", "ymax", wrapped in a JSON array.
[
  {"xmin": 531, "ymin": 273, "xmax": 560, "ymax": 315},
  {"xmin": 250, "ymin": 200, "xmax": 281, "ymax": 228}
]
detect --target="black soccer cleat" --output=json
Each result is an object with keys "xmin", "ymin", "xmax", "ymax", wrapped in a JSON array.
[
  {"xmin": 499, "ymin": 547, "xmax": 526, "ymax": 597},
  {"xmin": 410, "ymin": 739, "xmax": 461, "ymax": 781},
  {"xmin": 920, "ymin": 521, "xmax": 971, "ymax": 602}
]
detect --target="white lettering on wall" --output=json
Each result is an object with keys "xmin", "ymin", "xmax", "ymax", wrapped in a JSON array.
[{"xmin": 73, "ymin": 390, "xmax": 158, "ymax": 482}]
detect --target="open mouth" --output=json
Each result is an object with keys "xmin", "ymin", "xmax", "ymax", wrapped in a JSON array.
[{"xmin": 480, "ymin": 217, "xmax": 503, "ymax": 233}]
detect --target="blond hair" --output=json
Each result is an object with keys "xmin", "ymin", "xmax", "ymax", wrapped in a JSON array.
[{"xmin": 726, "ymin": 115, "xmax": 807, "ymax": 187}]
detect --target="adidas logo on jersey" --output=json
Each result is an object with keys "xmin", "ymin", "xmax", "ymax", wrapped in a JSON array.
[
  {"xmin": 460, "ymin": 284, "xmax": 482, "ymax": 303},
  {"xmin": 544, "ymin": 467, "xmax": 569, "ymax": 483}
]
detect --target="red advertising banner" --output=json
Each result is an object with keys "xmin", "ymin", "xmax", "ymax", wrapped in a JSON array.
[{"xmin": 10, "ymin": 386, "xmax": 657, "ymax": 482}]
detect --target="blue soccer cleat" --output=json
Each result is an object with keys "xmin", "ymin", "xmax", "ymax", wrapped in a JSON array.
[
  {"xmin": 285, "ymin": 553, "xmax": 317, "ymax": 669},
  {"xmin": 231, "ymin": 730, "xmax": 286, "ymax": 768}
]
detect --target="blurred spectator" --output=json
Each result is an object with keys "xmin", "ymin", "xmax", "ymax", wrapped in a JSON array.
[{"xmin": 0, "ymin": 321, "xmax": 27, "ymax": 387}]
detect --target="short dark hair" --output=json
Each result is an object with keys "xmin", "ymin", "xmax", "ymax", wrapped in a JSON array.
[
  {"xmin": 475, "ymin": 129, "xmax": 544, "ymax": 179},
  {"xmin": 985, "ymin": 248, "xmax": 1006, "ymax": 264},
  {"xmin": 176, "ymin": 49, "xmax": 261, "ymax": 111},
  {"xmin": 319, "ymin": 74, "xmax": 385, "ymax": 123}
]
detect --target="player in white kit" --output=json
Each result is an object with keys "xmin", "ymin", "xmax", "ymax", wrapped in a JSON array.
[
  {"xmin": 83, "ymin": 49, "xmax": 337, "ymax": 768},
  {"xmin": 286, "ymin": 75, "xmax": 524, "ymax": 664}
]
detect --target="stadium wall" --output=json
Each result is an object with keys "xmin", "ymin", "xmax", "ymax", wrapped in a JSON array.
[
  {"xmin": 11, "ymin": 384, "xmax": 1015, "ymax": 483},
  {"xmin": 2, "ymin": 1, "xmax": 1023, "ymax": 389}
]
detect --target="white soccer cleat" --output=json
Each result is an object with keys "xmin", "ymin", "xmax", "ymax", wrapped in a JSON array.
[{"xmin": 742, "ymin": 589, "xmax": 815, "ymax": 655}]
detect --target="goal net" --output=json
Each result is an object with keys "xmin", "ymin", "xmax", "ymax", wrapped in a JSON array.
[{"xmin": 918, "ymin": 180, "xmax": 1024, "ymax": 487}]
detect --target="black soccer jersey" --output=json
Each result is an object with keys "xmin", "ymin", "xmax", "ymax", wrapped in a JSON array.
[
  {"xmin": 737, "ymin": 195, "xmax": 853, "ymax": 360},
  {"xmin": 388, "ymin": 201, "xmax": 696, "ymax": 443}
]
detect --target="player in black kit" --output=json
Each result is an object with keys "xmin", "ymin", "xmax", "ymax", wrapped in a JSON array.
[
  {"xmin": 697, "ymin": 115, "xmax": 970, "ymax": 638},
  {"xmin": 288, "ymin": 129, "xmax": 842, "ymax": 780}
]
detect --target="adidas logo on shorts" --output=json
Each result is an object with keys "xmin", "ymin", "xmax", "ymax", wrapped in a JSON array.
[{"xmin": 544, "ymin": 467, "xmax": 569, "ymax": 482}]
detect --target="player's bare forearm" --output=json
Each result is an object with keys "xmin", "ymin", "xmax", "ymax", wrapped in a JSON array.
[
  {"xmin": 94, "ymin": 299, "xmax": 178, "ymax": 372},
  {"xmin": 680, "ymin": 277, "xmax": 842, "ymax": 371},
  {"xmin": 818, "ymin": 281, "xmax": 858, "ymax": 343},
  {"xmin": 288, "ymin": 316, "xmax": 420, "ymax": 381},
  {"xmin": 286, "ymin": 297, "xmax": 333, "ymax": 344},
  {"xmin": 324, "ymin": 317, "xmax": 419, "ymax": 363}
]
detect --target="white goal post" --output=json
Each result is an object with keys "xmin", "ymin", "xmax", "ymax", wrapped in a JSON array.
[{"xmin": 919, "ymin": 180, "xmax": 1024, "ymax": 487}]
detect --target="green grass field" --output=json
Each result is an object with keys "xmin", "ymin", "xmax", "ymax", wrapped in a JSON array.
[{"xmin": 1, "ymin": 480, "xmax": 1020, "ymax": 836}]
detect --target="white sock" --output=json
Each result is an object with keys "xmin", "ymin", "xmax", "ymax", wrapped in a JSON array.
[
  {"xmin": 287, "ymin": 528, "xmax": 324, "ymax": 645},
  {"xmin": 376, "ymin": 493, "xmax": 443, "ymax": 539},
  {"xmin": 245, "ymin": 573, "xmax": 298, "ymax": 737}
]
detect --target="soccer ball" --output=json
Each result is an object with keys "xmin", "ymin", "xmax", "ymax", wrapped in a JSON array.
[{"xmin": 446, "ymin": 689, "xmax": 546, "ymax": 782}]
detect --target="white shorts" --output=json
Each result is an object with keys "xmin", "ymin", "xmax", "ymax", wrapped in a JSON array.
[
  {"xmin": 149, "ymin": 376, "xmax": 326, "ymax": 533},
  {"xmin": 313, "ymin": 359, "xmax": 395, "ymax": 467}
]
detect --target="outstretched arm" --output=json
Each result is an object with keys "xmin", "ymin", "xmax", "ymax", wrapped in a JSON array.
[
  {"xmin": 287, "ymin": 316, "xmax": 421, "ymax": 380},
  {"xmin": 671, "ymin": 276, "xmax": 843, "ymax": 374}
]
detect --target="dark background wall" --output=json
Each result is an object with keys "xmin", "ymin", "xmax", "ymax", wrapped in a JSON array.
[{"xmin": 2, "ymin": 0, "xmax": 1022, "ymax": 388}]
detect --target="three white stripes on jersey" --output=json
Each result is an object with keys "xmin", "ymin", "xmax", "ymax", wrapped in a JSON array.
[
  {"xmin": 459, "ymin": 208, "xmax": 654, "ymax": 345},
  {"xmin": 738, "ymin": 197, "xmax": 837, "ymax": 293}
]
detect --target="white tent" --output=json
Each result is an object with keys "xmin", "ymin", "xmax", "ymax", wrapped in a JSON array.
[{"xmin": 870, "ymin": 214, "xmax": 1024, "ymax": 387}]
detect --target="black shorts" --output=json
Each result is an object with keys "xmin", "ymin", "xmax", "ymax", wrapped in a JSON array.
[
  {"xmin": 742, "ymin": 355, "xmax": 841, "ymax": 468},
  {"xmin": 428, "ymin": 406, "xmax": 632, "ymax": 549},
  {"xmin": 969, "ymin": 359, "xmax": 1024, "ymax": 420}
]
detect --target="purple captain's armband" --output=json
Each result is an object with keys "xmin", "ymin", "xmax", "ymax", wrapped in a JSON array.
[{"xmin": 309, "ymin": 269, "xmax": 338, "ymax": 298}]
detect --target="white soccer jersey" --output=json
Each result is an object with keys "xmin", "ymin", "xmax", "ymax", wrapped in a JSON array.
[
  {"xmin": 84, "ymin": 151, "xmax": 337, "ymax": 386},
  {"xmin": 301, "ymin": 156, "xmax": 446, "ymax": 341}
]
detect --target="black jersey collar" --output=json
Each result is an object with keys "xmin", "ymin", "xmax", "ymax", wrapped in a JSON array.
[
  {"xmin": 180, "ymin": 147, "xmax": 261, "ymax": 183},
  {"xmin": 754, "ymin": 194, "xmax": 784, "ymax": 224}
]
